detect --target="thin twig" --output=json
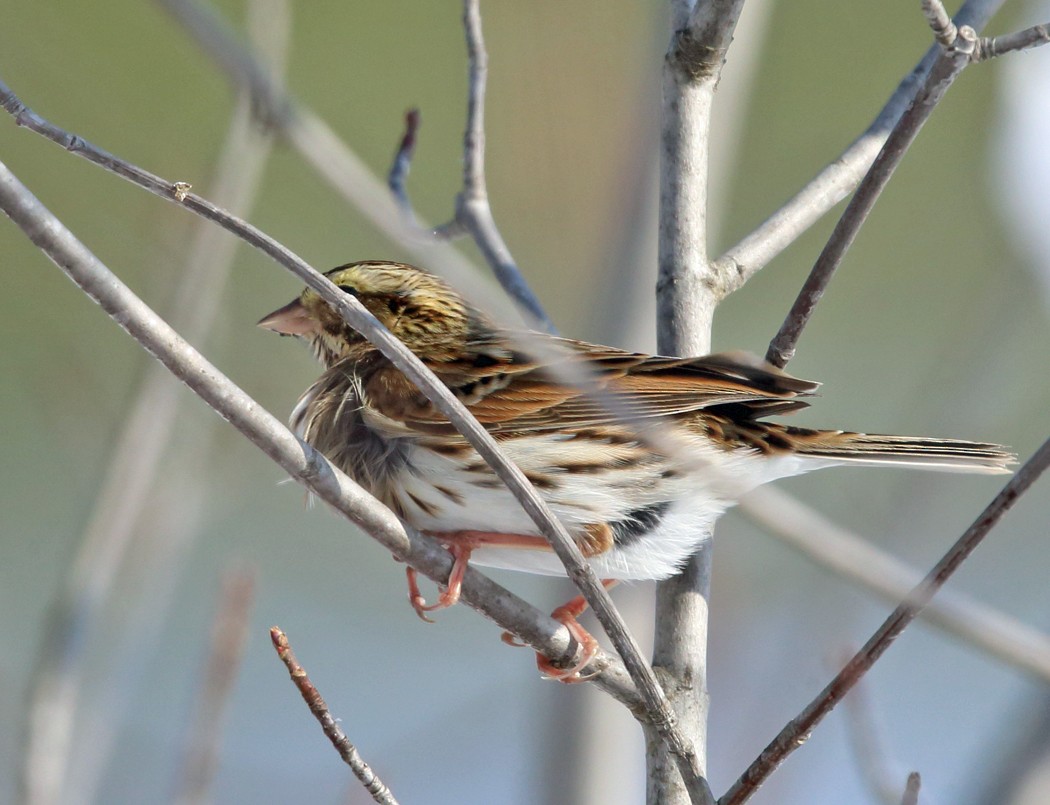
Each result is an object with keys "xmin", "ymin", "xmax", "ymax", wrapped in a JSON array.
[
  {"xmin": 719, "ymin": 437, "xmax": 1050, "ymax": 805},
  {"xmin": 453, "ymin": 0, "xmax": 555, "ymax": 333},
  {"xmin": 764, "ymin": 22, "xmax": 977, "ymax": 368},
  {"xmin": 922, "ymin": 0, "xmax": 957, "ymax": 47},
  {"xmin": 387, "ymin": 107, "xmax": 421, "ymax": 226},
  {"xmin": 901, "ymin": 772, "xmax": 922, "ymax": 805},
  {"xmin": 270, "ymin": 627, "xmax": 398, "ymax": 805},
  {"xmin": 741, "ymin": 487, "xmax": 1050, "ymax": 682},
  {"xmin": 975, "ymin": 22, "xmax": 1050, "ymax": 60},
  {"xmin": 174, "ymin": 567, "xmax": 256, "ymax": 805},
  {"xmin": 712, "ymin": 0, "xmax": 1007, "ymax": 296},
  {"xmin": 383, "ymin": 0, "xmax": 555, "ymax": 332},
  {"xmin": 154, "ymin": 0, "xmax": 521, "ymax": 323}
]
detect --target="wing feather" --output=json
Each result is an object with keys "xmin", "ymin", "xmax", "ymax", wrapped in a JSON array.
[{"xmin": 362, "ymin": 335, "xmax": 818, "ymax": 436}]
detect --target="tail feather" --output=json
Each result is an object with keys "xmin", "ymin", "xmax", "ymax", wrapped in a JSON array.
[{"xmin": 791, "ymin": 430, "xmax": 1015, "ymax": 474}]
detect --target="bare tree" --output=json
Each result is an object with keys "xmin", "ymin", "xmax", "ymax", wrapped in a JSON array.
[{"xmin": 1, "ymin": 2, "xmax": 1049, "ymax": 804}]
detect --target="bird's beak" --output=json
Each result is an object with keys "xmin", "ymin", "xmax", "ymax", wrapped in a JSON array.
[{"xmin": 257, "ymin": 298, "xmax": 316, "ymax": 335}]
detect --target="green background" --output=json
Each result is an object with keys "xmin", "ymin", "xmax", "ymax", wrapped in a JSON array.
[{"xmin": 1, "ymin": 2, "xmax": 1048, "ymax": 803}]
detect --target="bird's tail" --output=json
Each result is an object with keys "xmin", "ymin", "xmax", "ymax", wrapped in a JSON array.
[{"xmin": 783, "ymin": 428, "xmax": 1014, "ymax": 474}]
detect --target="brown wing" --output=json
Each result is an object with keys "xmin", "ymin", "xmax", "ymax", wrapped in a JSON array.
[{"xmin": 363, "ymin": 334, "xmax": 818, "ymax": 435}]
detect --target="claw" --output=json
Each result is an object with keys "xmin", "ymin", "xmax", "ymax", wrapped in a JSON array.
[
  {"xmin": 535, "ymin": 593, "xmax": 605, "ymax": 682},
  {"xmin": 405, "ymin": 543, "xmax": 472, "ymax": 621}
]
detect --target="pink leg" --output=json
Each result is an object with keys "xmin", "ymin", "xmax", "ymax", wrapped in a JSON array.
[
  {"xmin": 505, "ymin": 579, "xmax": 620, "ymax": 683},
  {"xmin": 406, "ymin": 530, "xmax": 553, "ymax": 622}
]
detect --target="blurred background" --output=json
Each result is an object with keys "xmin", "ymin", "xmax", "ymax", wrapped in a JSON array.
[{"xmin": 2, "ymin": 1, "xmax": 1049, "ymax": 803}]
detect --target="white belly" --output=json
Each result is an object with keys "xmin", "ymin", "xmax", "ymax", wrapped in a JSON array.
[{"xmin": 386, "ymin": 433, "xmax": 832, "ymax": 580}]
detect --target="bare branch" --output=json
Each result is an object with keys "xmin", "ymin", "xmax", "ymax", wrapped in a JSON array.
[
  {"xmin": 975, "ymin": 22, "xmax": 1050, "ymax": 60},
  {"xmin": 154, "ymin": 0, "xmax": 521, "ymax": 323},
  {"xmin": 386, "ymin": 110, "xmax": 466, "ymax": 241},
  {"xmin": 922, "ymin": 0, "xmax": 957, "ymax": 47},
  {"xmin": 456, "ymin": 0, "xmax": 556, "ymax": 331},
  {"xmin": 764, "ymin": 24, "xmax": 977, "ymax": 368},
  {"xmin": 650, "ymin": 1, "xmax": 748, "ymax": 803},
  {"xmin": 741, "ymin": 488, "xmax": 1050, "ymax": 682},
  {"xmin": 175, "ymin": 567, "xmax": 256, "ymax": 805},
  {"xmin": 270, "ymin": 627, "xmax": 399, "ymax": 805},
  {"xmin": 719, "ymin": 437, "xmax": 1050, "ymax": 805},
  {"xmin": 901, "ymin": 772, "xmax": 922, "ymax": 805},
  {"xmin": 713, "ymin": 0, "xmax": 1007, "ymax": 294},
  {"xmin": 387, "ymin": 107, "xmax": 422, "ymax": 227},
  {"xmin": 382, "ymin": 0, "xmax": 556, "ymax": 332}
]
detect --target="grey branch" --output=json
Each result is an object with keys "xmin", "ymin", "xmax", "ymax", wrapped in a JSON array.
[
  {"xmin": 650, "ymin": 2, "xmax": 747, "ymax": 804},
  {"xmin": 763, "ymin": 21, "xmax": 977, "ymax": 368},
  {"xmin": 155, "ymin": 0, "xmax": 520, "ymax": 323},
  {"xmin": 922, "ymin": 0, "xmax": 957, "ymax": 47},
  {"xmin": 270, "ymin": 627, "xmax": 399, "ymax": 805},
  {"xmin": 975, "ymin": 22, "xmax": 1050, "ymax": 60},
  {"xmin": 719, "ymin": 438, "xmax": 1050, "ymax": 805},
  {"xmin": 455, "ymin": 0, "xmax": 555, "ymax": 333},
  {"xmin": 901, "ymin": 772, "xmax": 922, "ymax": 805},
  {"xmin": 741, "ymin": 488, "xmax": 1050, "ymax": 683},
  {"xmin": 386, "ymin": 108, "xmax": 424, "ymax": 229},
  {"xmin": 712, "ymin": 0, "xmax": 1007, "ymax": 295}
]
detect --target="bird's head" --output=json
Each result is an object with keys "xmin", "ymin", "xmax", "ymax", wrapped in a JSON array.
[{"xmin": 258, "ymin": 261, "xmax": 482, "ymax": 366}]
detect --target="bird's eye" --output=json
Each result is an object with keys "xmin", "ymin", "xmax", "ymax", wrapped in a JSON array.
[{"xmin": 336, "ymin": 284, "xmax": 357, "ymax": 296}]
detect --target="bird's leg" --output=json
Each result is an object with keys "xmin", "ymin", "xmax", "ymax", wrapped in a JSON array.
[
  {"xmin": 532, "ymin": 579, "xmax": 619, "ymax": 683},
  {"xmin": 406, "ymin": 530, "xmax": 552, "ymax": 621},
  {"xmin": 407, "ymin": 525, "xmax": 620, "ymax": 685}
]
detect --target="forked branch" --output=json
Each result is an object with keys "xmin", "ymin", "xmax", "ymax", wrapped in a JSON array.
[
  {"xmin": 766, "ymin": 3, "xmax": 1050, "ymax": 368},
  {"xmin": 719, "ymin": 438, "xmax": 1050, "ymax": 805},
  {"xmin": 385, "ymin": 0, "xmax": 556, "ymax": 333}
]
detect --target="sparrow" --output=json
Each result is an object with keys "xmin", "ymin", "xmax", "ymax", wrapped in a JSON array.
[{"xmin": 260, "ymin": 260, "xmax": 1013, "ymax": 677}]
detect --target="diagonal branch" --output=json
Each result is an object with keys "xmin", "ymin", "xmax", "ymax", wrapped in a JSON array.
[
  {"xmin": 764, "ymin": 16, "xmax": 978, "ymax": 367},
  {"xmin": 270, "ymin": 627, "xmax": 399, "ymax": 805},
  {"xmin": 719, "ymin": 437, "xmax": 1050, "ymax": 805},
  {"xmin": 741, "ymin": 488, "xmax": 1050, "ymax": 682},
  {"xmin": 712, "ymin": 0, "xmax": 1007, "ymax": 296}
]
